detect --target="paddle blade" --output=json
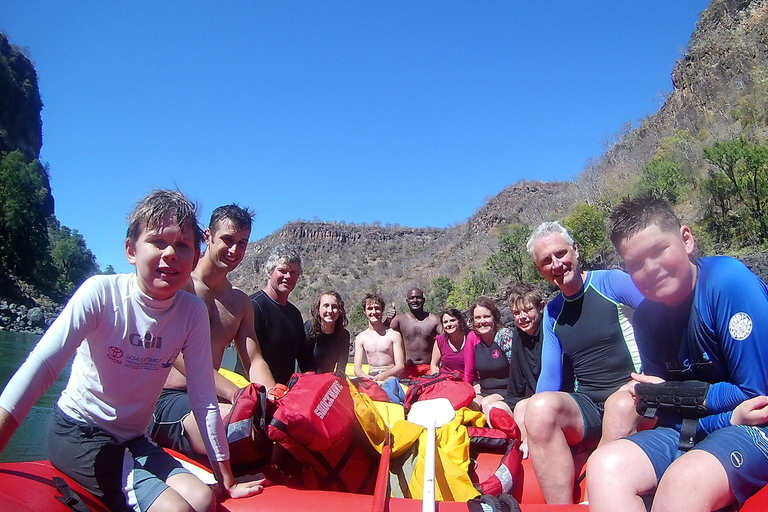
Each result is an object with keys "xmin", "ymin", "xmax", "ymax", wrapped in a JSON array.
[{"xmin": 408, "ymin": 398, "xmax": 456, "ymax": 429}]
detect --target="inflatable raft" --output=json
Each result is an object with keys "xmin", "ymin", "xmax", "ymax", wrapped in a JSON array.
[
  {"xmin": 3, "ymin": 368, "xmax": 767, "ymax": 511},
  {"xmin": 4, "ymin": 435, "xmax": 768, "ymax": 511},
  {"xmin": 0, "ymin": 450, "xmax": 583, "ymax": 511}
]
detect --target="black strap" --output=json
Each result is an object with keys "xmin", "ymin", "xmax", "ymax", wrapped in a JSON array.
[
  {"xmin": 679, "ymin": 418, "xmax": 699, "ymax": 451},
  {"xmin": 53, "ymin": 477, "xmax": 92, "ymax": 512}
]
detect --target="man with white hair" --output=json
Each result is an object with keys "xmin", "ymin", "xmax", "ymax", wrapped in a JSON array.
[
  {"xmin": 250, "ymin": 243, "xmax": 316, "ymax": 384},
  {"xmin": 523, "ymin": 221, "xmax": 645, "ymax": 504}
]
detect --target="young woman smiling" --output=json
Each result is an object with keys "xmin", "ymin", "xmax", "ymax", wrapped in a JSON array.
[
  {"xmin": 464, "ymin": 297, "xmax": 515, "ymax": 410},
  {"xmin": 429, "ymin": 308, "xmax": 471, "ymax": 378},
  {"xmin": 304, "ymin": 291, "xmax": 350, "ymax": 373}
]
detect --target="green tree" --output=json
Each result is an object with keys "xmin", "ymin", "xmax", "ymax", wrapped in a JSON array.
[
  {"xmin": 0, "ymin": 151, "xmax": 54, "ymax": 278},
  {"xmin": 101, "ymin": 264, "xmax": 116, "ymax": 275},
  {"xmin": 703, "ymin": 138, "xmax": 768, "ymax": 245},
  {"xmin": 424, "ymin": 275, "xmax": 454, "ymax": 313},
  {"xmin": 563, "ymin": 203, "xmax": 612, "ymax": 269},
  {"xmin": 700, "ymin": 164, "xmax": 739, "ymax": 244},
  {"xmin": 485, "ymin": 224, "xmax": 532, "ymax": 283},
  {"xmin": 447, "ymin": 268, "xmax": 498, "ymax": 311},
  {"xmin": 347, "ymin": 300, "xmax": 369, "ymax": 334},
  {"xmin": 635, "ymin": 157, "xmax": 689, "ymax": 204},
  {"xmin": 49, "ymin": 221, "xmax": 99, "ymax": 294}
]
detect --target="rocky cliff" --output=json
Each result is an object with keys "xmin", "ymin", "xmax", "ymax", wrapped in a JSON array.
[{"xmin": 0, "ymin": 34, "xmax": 42, "ymax": 161}]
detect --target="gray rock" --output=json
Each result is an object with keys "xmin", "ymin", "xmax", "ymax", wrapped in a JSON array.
[{"xmin": 26, "ymin": 307, "xmax": 44, "ymax": 323}]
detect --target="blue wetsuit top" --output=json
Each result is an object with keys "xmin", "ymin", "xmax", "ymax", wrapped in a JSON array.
[
  {"xmin": 633, "ymin": 256, "xmax": 768, "ymax": 433},
  {"xmin": 537, "ymin": 269, "xmax": 645, "ymax": 403}
]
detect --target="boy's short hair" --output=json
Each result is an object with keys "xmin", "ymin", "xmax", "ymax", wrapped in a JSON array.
[
  {"xmin": 363, "ymin": 293, "xmax": 385, "ymax": 309},
  {"xmin": 609, "ymin": 196, "xmax": 682, "ymax": 247},
  {"xmin": 209, "ymin": 204, "xmax": 254, "ymax": 233},
  {"xmin": 527, "ymin": 221, "xmax": 575, "ymax": 258},
  {"xmin": 264, "ymin": 243, "xmax": 303, "ymax": 276},
  {"xmin": 508, "ymin": 281, "xmax": 544, "ymax": 309},
  {"xmin": 126, "ymin": 190, "xmax": 203, "ymax": 248}
]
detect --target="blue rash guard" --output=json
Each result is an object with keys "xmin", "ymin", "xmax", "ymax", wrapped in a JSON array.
[
  {"xmin": 537, "ymin": 269, "xmax": 645, "ymax": 403},
  {"xmin": 633, "ymin": 256, "xmax": 768, "ymax": 434}
]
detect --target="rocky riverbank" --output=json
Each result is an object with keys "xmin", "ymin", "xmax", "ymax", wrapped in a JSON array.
[{"xmin": 0, "ymin": 300, "xmax": 61, "ymax": 335}]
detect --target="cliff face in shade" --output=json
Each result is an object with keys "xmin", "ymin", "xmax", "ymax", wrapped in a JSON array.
[{"xmin": 0, "ymin": 34, "xmax": 43, "ymax": 161}]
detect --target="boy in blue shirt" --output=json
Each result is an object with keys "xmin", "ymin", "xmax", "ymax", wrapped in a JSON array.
[{"xmin": 588, "ymin": 196, "xmax": 768, "ymax": 512}]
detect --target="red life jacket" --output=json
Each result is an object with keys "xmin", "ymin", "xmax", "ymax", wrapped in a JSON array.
[
  {"xmin": 266, "ymin": 371, "xmax": 380, "ymax": 493},
  {"xmin": 402, "ymin": 371, "xmax": 476, "ymax": 412}
]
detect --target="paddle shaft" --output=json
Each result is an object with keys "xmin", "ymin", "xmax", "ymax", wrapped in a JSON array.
[
  {"xmin": 422, "ymin": 423, "xmax": 436, "ymax": 512},
  {"xmin": 371, "ymin": 431, "xmax": 391, "ymax": 512}
]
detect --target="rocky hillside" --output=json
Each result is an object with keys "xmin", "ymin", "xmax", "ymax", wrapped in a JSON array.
[
  {"xmin": 229, "ymin": 0, "xmax": 768, "ymax": 322},
  {"xmin": 227, "ymin": 180, "xmax": 576, "ymax": 316},
  {"xmin": 576, "ymin": 0, "xmax": 768, "ymax": 207}
]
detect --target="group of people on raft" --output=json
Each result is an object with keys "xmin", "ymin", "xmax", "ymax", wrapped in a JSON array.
[{"xmin": 0, "ymin": 190, "xmax": 767, "ymax": 512}]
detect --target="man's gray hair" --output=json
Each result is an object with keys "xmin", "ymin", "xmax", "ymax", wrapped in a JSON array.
[
  {"xmin": 527, "ymin": 221, "xmax": 575, "ymax": 258},
  {"xmin": 264, "ymin": 243, "xmax": 303, "ymax": 277}
]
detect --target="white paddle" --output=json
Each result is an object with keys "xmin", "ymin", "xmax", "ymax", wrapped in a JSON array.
[{"xmin": 408, "ymin": 398, "xmax": 456, "ymax": 512}]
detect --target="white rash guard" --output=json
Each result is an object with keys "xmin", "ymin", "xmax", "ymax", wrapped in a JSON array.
[{"xmin": 0, "ymin": 273, "xmax": 228, "ymax": 461}]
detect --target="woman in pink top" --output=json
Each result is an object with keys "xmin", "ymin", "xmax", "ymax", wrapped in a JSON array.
[{"xmin": 429, "ymin": 308, "xmax": 470, "ymax": 378}]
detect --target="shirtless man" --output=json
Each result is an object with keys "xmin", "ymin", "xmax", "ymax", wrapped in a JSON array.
[
  {"xmin": 149, "ymin": 204, "xmax": 276, "ymax": 457},
  {"xmin": 354, "ymin": 293, "xmax": 405, "ymax": 381},
  {"xmin": 390, "ymin": 287, "xmax": 441, "ymax": 378}
]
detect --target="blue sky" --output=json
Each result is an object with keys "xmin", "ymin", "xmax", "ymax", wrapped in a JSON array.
[{"xmin": 1, "ymin": 2, "xmax": 708, "ymax": 274}]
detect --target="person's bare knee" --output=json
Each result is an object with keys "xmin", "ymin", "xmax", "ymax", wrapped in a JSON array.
[
  {"xmin": 586, "ymin": 440, "xmax": 658, "ymax": 512},
  {"xmin": 525, "ymin": 392, "xmax": 567, "ymax": 441},
  {"xmin": 653, "ymin": 451, "xmax": 734, "ymax": 512},
  {"xmin": 587, "ymin": 441, "xmax": 629, "ymax": 485},
  {"xmin": 513, "ymin": 399, "xmax": 528, "ymax": 429},
  {"xmin": 602, "ymin": 389, "xmax": 656, "ymax": 447},
  {"xmin": 602, "ymin": 389, "xmax": 639, "ymax": 440},
  {"xmin": 165, "ymin": 473, "xmax": 215, "ymax": 512},
  {"xmin": 148, "ymin": 487, "xmax": 196, "ymax": 512}
]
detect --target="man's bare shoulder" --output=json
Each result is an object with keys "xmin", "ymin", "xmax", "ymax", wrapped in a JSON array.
[
  {"xmin": 224, "ymin": 284, "xmax": 253, "ymax": 311},
  {"xmin": 384, "ymin": 327, "xmax": 402, "ymax": 342},
  {"xmin": 426, "ymin": 313, "xmax": 441, "ymax": 325}
]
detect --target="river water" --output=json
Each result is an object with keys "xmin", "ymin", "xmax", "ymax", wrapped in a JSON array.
[
  {"xmin": 0, "ymin": 331, "xmax": 242, "ymax": 463},
  {"xmin": 0, "ymin": 330, "xmax": 69, "ymax": 462}
]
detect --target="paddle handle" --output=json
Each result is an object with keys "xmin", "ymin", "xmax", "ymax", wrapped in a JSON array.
[{"xmin": 422, "ymin": 424, "xmax": 436, "ymax": 512}]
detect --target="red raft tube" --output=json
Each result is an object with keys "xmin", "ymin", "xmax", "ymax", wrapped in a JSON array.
[{"xmin": 4, "ymin": 450, "xmax": 768, "ymax": 511}]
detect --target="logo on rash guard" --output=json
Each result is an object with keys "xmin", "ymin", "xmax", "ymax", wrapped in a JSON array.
[
  {"xmin": 129, "ymin": 332, "xmax": 162, "ymax": 349},
  {"xmin": 107, "ymin": 346, "xmax": 124, "ymax": 364},
  {"xmin": 728, "ymin": 312, "xmax": 752, "ymax": 341},
  {"xmin": 109, "ymin": 332, "xmax": 167, "ymax": 370}
]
